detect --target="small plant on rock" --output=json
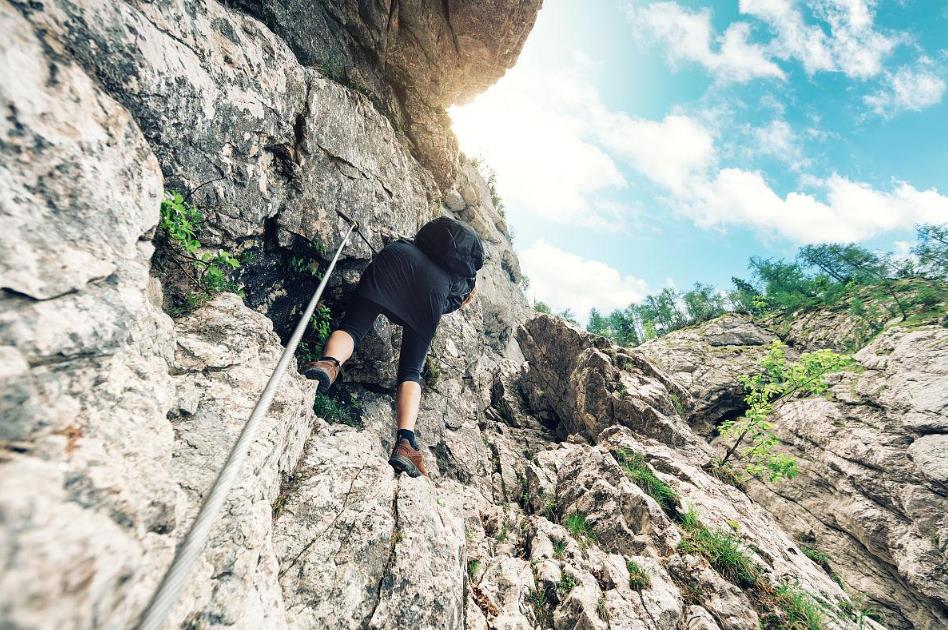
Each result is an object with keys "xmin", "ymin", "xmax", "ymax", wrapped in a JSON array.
[
  {"xmin": 612, "ymin": 448, "xmax": 680, "ymax": 516},
  {"xmin": 557, "ymin": 572, "xmax": 577, "ymax": 597},
  {"xmin": 564, "ymin": 511, "xmax": 597, "ymax": 547},
  {"xmin": 800, "ymin": 545, "xmax": 842, "ymax": 586},
  {"xmin": 626, "ymin": 560, "xmax": 651, "ymax": 591},
  {"xmin": 677, "ymin": 506, "xmax": 760, "ymax": 589},
  {"xmin": 718, "ymin": 340, "xmax": 852, "ymax": 483},
  {"xmin": 157, "ymin": 190, "xmax": 242, "ymax": 312},
  {"xmin": 552, "ymin": 538, "xmax": 567, "ymax": 559},
  {"xmin": 768, "ymin": 580, "xmax": 827, "ymax": 630},
  {"xmin": 467, "ymin": 559, "xmax": 480, "ymax": 581}
]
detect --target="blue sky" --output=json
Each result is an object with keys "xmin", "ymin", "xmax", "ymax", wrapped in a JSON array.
[{"xmin": 450, "ymin": 0, "xmax": 948, "ymax": 322}]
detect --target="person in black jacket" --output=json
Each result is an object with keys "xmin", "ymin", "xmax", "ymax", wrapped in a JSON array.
[{"xmin": 301, "ymin": 216, "xmax": 483, "ymax": 478}]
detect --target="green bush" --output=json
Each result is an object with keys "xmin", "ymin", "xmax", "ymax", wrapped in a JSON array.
[
  {"xmin": 612, "ymin": 448, "xmax": 680, "ymax": 515},
  {"xmin": 626, "ymin": 560, "xmax": 651, "ymax": 591},
  {"xmin": 552, "ymin": 538, "xmax": 567, "ymax": 559},
  {"xmin": 158, "ymin": 190, "xmax": 242, "ymax": 308},
  {"xmin": 557, "ymin": 572, "xmax": 577, "ymax": 596},
  {"xmin": 800, "ymin": 545, "xmax": 842, "ymax": 586}
]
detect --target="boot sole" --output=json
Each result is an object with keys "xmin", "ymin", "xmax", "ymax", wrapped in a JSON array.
[
  {"xmin": 389, "ymin": 454, "xmax": 422, "ymax": 478},
  {"xmin": 303, "ymin": 366, "xmax": 333, "ymax": 391}
]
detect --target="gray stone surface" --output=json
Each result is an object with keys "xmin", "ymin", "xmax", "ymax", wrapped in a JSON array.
[{"xmin": 2, "ymin": 1, "xmax": 939, "ymax": 629}]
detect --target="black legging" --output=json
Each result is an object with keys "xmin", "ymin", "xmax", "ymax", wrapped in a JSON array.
[{"xmin": 338, "ymin": 296, "xmax": 432, "ymax": 384}]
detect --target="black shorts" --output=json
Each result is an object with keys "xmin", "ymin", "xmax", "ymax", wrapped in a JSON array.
[{"xmin": 338, "ymin": 296, "xmax": 432, "ymax": 384}]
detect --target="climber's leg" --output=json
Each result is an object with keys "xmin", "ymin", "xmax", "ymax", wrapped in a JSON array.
[
  {"xmin": 388, "ymin": 326, "xmax": 432, "ymax": 477},
  {"xmin": 301, "ymin": 297, "xmax": 381, "ymax": 389}
]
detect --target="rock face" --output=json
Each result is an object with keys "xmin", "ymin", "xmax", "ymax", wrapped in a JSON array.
[
  {"xmin": 232, "ymin": 0, "xmax": 542, "ymax": 186},
  {"xmin": 0, "ymin": 0, "xmax": 942, "ymax": 629},
  {"xmin": 646, "ymin": 315, "xmax": 948, "ymax": 630}
]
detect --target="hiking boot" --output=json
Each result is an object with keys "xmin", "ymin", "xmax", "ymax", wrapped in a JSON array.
[
  {"xmin": 301, "ymin": 358, "xmax": 340, "ymax": 390},
  {"xmin": 388, "ymin": 438, "xmax": 428, "ymax": 478}
]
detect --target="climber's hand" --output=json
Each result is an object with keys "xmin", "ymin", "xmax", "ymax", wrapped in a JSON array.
[{"xmin": 460, "ymin": 286, "xmax": 477, "ymax": 308}]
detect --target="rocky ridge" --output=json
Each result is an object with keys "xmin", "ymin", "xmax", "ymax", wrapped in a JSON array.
[{"xmin": 0, "ymin": 1, "xmax": 944, "ymax": 629}]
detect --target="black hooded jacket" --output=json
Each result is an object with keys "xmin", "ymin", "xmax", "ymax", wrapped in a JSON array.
[{"xmin": 352, "ymin": 217, "xmax": 484, "ymax": 337}]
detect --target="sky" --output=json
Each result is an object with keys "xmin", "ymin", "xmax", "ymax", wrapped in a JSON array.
[{"xmin": 449, "ymin": 0, "xmax": 948, "ymax": 323}]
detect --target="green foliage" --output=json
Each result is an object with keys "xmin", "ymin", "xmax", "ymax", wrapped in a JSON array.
[
  {"xmin": 800, "ymin": 545, "xmax": 842, "ymax": 586},
  {"xmin": 669, "ymin": 392, "xmax": 686, "ymax": 417},
  {"xmin": 718, "ymin": 340, "xmax": 852, "ymax": 483},
  {"xmin": 158, "ymin": 190, "xmax": 242, "ymax": 308},
  {"xmin": 557, "ymin": 572, "xmax": 577, "ymax": 596},
  {"xmin": 423, "ymin": 355, "xmax": 441, "ymax": 386},
  {"xmin": 552, "ymin": 538, "xmax": 567, "ymax": 559},
  {"xmin": 309, "ymin": 304, "xmax": 332, "ymax": 346},
  {"xmin": 467, "ymin": 559, "xmax": 480, "ymax": 581},
  {"xmin": 612, "ymin": 448, "xmax": 680, "ymax": 515},
  {"xmin": 533, "ymin": 300, "xmax": 552, "ymax": 314},
  {"xmin": 160, "ymin": 191, "xmax": 203, "ymax": 253},
  {"xmin": 541, "ymin": 494, "xmax": 559, "ymax": 522},
  {"xmin": 913, "ymin": 223, "xmax": 948, "ymax": 280},
  {"xmin": 574, "ymin": 223, "xmax": 947, "ymax": 350},
  {"xmin": 564, "ymin": 511, "xmax": 597, "ymax": 546},
  {"xmin": 529, "ymin": 586, "xmax": 555, "ymax": 628},
  {"xmin": 626, "ymin": 560, "xmax": 651, "ymax": 591},
  {"xmin": 313, "ymin": 391, "xmax": 362, "ymax": 428},
  {"xmin": 769, "ymin": 581, "xmax": 827, "ymax": 630},
  {"xmin": 677, "ymin": 519, "xmax": 760, "ymax": 589}
]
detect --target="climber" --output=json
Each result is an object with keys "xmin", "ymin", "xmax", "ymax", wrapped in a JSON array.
[{"xmin": 300, "ymin": 216, "xmax": 483, "ymax": 478}]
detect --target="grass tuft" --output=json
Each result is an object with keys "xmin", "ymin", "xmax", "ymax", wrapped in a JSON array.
[
  {"xmin": 768, "ymin": 580, "xmax": 827, "ymax": 630},
  {"xmin": 676, "ymin": 506, "xmax": 760, "ymax": 589},
  {"xmin": 564, "ymin": 511, "xmax": 597, "ymax": 547},
  {"xmin": 626, "ymin": 559, "xmax": 651, "ymax": 591},
  {"xmin": 612, "ymin": 448, "xmax": 680, "ymax": 515}
]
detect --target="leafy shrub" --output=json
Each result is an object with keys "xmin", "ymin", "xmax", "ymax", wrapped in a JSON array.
[
  {"xmin": 626, "ymin": 560, "xmax": 651, "ymax": 591},
  {"xmin": 467, "ymin": 559, "xmax": 480, "ymax": 581},
  {"xmin": 552, "ymin": 538, "xmax": 567, "ymax": 559},
  {"xmin": 612, "ymin": 448, "xmax": 679, "ymax": 515},
  {"xmin": 158, "ymin": 190, "xmax": 242, "ymax": 311},
  {"xmin": 800, "ymin": 545, "xmax": 842, "ymax": 586},
  {"xmin": 309, "ymin": 304, "xmax": 332, "ymax": 346},
  {"xmin": 718, "ymin": 341, "xmax": 852, "ymax": 483}
]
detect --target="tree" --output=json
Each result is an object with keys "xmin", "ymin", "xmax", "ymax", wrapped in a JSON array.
[
  {"xmin": 558, "ymin": 308, "xmax": 578, "ymax": 324},
  {"xmin": 608, "ymin": 307, "xmax": 641, "ymax": 347},
  {"xmin": 728, "ymin": 277, "xmax": 765, "ymax": 314},
  {"xmin": 587, "ymin": 308, "xmax": 611, "ymax": 338},
  {"xmin": 533, "ymin": 300, "xmax": 552, "ymax": 314},
  {"xmin": 717, "ymin": 341, "xmax": 852, "ymax": 483},
  {"xmin": 914, "ymin": 223, "xmax": 948, "ymax": 280},
  {"xmin": 682, "ymin": 282, "xmax": 726, "ymax": 323}
]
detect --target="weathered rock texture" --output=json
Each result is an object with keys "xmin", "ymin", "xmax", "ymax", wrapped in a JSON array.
[
  {"xmin": 1, "ymin": 0, "xmax": 943, "ymax": 629},
  {"xmin": 645, "ymin": 316, "xmax": 948, "ymax": 630}
]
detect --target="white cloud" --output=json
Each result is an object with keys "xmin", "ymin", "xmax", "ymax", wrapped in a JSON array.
[
  {"xmin": 632, "ymin": 0, "xmax": 898, "ymax": 81},
  {"xmin": 593, "ymin": 113, "xmax": 715, "ymax": 194},
  {"xmin": 865, "ymin": 64, "xmax": 946, "ymax": 117},
  {"xmin": 452, "ymin": 50, "xmax": 948, "ymax": 246},
  {"xmin": 519, "ymin": 240, "xmax": 650, "ymax": 322},
  {"xmin": 749, "ymin": 119, "xmax": 809, "ymax": 168},
  {"xmin": 739, "ymin": 0, "xmax": 897, "ymax": 78},
  {"xmin": 686, "ymin": 170, "xmax": 948, "ymax": 242},
  {"xmin": 630, "ymin": 2, "xmax": 785, "ymax": 82}
]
